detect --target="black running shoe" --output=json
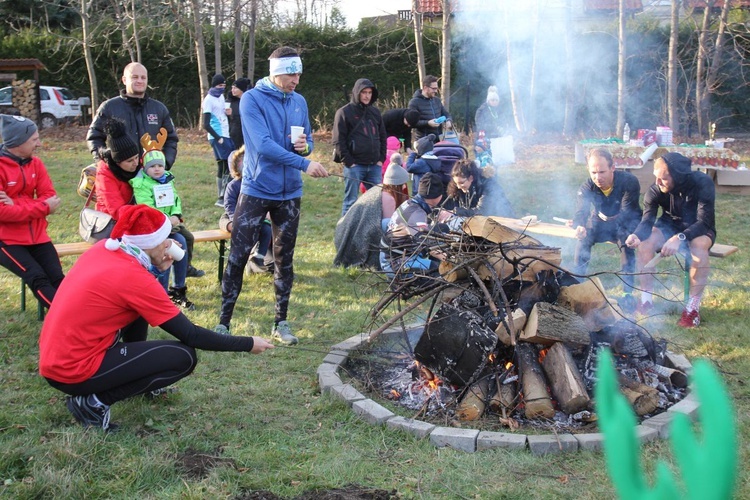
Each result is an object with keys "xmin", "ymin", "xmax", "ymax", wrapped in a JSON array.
[
  {"xmin": 186, "ymin": 265, "xmax": 205, "ymax": 278},
  {"xmin": 66, "ymin": 395, "xmax": 115, "ymax": 432}
]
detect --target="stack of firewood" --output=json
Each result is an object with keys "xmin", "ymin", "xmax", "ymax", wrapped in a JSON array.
[{"xmin": 11, "ymin": 79, "xmax": 39, "ymax": 122}]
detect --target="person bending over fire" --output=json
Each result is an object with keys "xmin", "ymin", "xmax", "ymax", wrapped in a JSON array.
[{"xmin": 625, "ymin": 152, "xmax": 716, "ymax": 328}]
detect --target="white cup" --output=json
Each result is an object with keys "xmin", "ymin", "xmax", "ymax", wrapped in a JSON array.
[
  {"xmin": 165, "ymin": 240, "xmax": 185, "ymax": 261},
  {"xmin": 290, "ymin": 126, "xmax": 304, "ymax": 143}
]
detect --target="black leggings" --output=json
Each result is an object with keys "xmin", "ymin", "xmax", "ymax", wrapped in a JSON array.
[
  {"xmin": 46, "ymin": 322, "xmax": 197, "ymax": 406},
  {"xmin": 0, "ymin": 241, "xmax": 64, "ymax": 308}
]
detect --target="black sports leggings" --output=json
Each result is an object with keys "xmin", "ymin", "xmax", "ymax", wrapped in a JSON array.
[{"xmin": 46, "ymin": 321, "xmax": 198, "ymax": 406}]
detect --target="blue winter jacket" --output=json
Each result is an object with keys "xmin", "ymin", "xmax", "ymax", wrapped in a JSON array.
[{"xmin": 240, "ymin": 77, "xmax": 314, "ymax": 201}]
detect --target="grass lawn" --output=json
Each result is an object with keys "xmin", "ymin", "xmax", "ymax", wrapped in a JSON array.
[{"xmin": 0, "ymin": 127, "xmax": 748, "ymax": 498}]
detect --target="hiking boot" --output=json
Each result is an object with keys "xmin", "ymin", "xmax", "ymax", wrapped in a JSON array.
[
  {"xmin": 169, "ymin": 286, "xmax": 195, "ymax": 311},
  {"xmin": 186, "ymin": 265, "xmax": 205, "ymax": 278},
  {"xmin": 214, "ymin": 324, "xmax": 231, "ymax": 335},
  {"xmin": 677, "ymin": 309, "xmax": 701, "ymax": 328},
  {"xmin": 246, "ymin": 256, "xmax": 271, "ymax": 274},
  {"xmin": 66, "ymin": 395, "xmax": 115, "ymax": 432},
  {"xmin": 636, "ymin": 301, "xmax": 653, "ymax": 317},
  {"xmin": 617, "ymin": 294, "xmax": 637, "ymax": 314},
  {"xmin": 215, "ymin": 198, "xmax": 224, "ymax": 207},
  {"xmin": 273, "ymin": 320, "xmax": 298, "ymax": 345}
]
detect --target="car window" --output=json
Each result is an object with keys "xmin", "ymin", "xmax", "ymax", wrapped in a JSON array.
[
  {"xmin": 0, "ymin": 87, "xmax": 11, "ymax": 104},
  {"xmin": 57, "ymin": 88, "xmax": 76, "ymax": 100},
  {"xmin": 40, "ymin": 88, "xmax": 49, "ymax": 101}
]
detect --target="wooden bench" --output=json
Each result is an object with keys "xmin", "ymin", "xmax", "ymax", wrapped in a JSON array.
[{"xmin": 19, "ymin": 229, "xmax": 231, "ymax": 319}]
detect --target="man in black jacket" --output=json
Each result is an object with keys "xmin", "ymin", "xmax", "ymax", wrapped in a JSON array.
[
  {"xmin": 571, "ymin": 148, "xmax": 642, "ymax": 312},
  {"xmin": 332, "ymin": 78, "xmax": 387, "ymax": 217},
  {"xmin": 625, "ymin": 152, "xmax": 716, "ymax": 328},
  {"xmin": 408, "ymin": 75, "xmax": 452, "ymax": 141},
  {"xmin": 382, "ymin": 108, "xmax": 420, "ymax": 150},
  {"xmin": 87, "ymin": 63, "xmax": 178, "ymax": 170}
]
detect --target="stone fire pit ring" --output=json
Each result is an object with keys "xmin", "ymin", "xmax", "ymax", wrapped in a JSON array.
[{"xmin": 317, "ymin": 331, "xmax": 698, "ymax": 455}]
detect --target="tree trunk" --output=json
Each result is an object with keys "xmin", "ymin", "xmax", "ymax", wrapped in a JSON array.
[
  {"xmin": 80, "ymin": 0, "xmax": 99, "ymax": 113},
  {"xmin": 667, "ymin": 0, "xmax": 679, "ymax": 132},
  {"xmin": 562, "ymin": 0, "xmax": 576, "ymax": 137},
  {"xmin": 132, "ymin": 0, "xmax": 141, "ymax": 62},
  {"xmin": 413, "ymin": 0, "xmax": 426, "ymax": 86},
  {"xmin": 616, "ymin": 0, "xmax": 626, "ymax": 137},
  {"xmin": 247, "ymin": 0, "xmax": 258, "ymax": 83},
  {"xmin": 232, "ymin": 0, "xmax": 243, "ymax": 78},
  {"xmin": 702, "ymin": 0, "xmax": 731, "ymax": 134},
  {"xmin": 214, "ymin": 0, "xmax": 223, "ymax": 75},
  {"xmin": 440, "ymin": 0, "xmax": 452, "ymax": 111},
  {"xmin": 695, "ymin": 1, "xmax": 713, "ymax": 135},
  {"xmin": 503, "ymin": 2, "xmax": 524, "ymax": 133},
  {"xmin": 112, "ymin": 0, "xmax": 135, "ymax": 62},
  {"xmin": 527, "ymin": 0, "xmax": 540, "ymax": 133},
  {"xmin": 191, "ymin": 0, "xmax": 209, "ymax": 103}
]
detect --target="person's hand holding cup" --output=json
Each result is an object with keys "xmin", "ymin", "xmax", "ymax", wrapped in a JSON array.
[
  {"xmin": 165, "ymin": 239, "xmax": 185, "ymax": 262},
  {"xmin": 290, "ymin": 125, "xmax": 305, "ymax": 144}
]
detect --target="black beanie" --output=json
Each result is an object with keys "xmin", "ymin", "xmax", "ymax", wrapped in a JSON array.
[
  {"xmin": 418, "ymin": 172, "xmax": 444, "ymax": 199},
  {"xmin": 211, "ymin": 74, "xmax": 226, "ymax": 87},
  {"xmin": 404, "ymin": 109, "xmax": 420, "ymax": 127},
  {"xmin": 104, "ymin": 118, "xmax": 140, "ymax": 163},
  {"xmin": 233, "ymin": 78, "xmax": 250, "ymax": 92},
  {"xmin": 415, "ymin": 134, "xmax": 436, "ymax": 156}
]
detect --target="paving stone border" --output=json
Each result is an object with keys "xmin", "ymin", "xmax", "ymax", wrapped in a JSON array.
[{"xmin": 318, "ymin": 331, "xmax": 696, "ymax": 454}]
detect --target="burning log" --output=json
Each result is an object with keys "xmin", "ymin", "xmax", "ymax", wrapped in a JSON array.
[
  {"xmin": 618, "ymin": 375, "xmax": 660, "ymax": 416},
  {"xmin": 489, "ymin": 377, "xmax": 518, "ymax": 415},
  {"xmin": 413, "ymin": 303, "xmax": 498, "ymax": 386},
  {"xmin": 515, "ymin": 343, "xmax": 555, "ymax": 419},
  {"xmin": 652, "ymin": 364, "xmax": 688, "ymax": 388},
  {"xmin": 521, "ymin": 302, "xmax": 590, "ymax": 347},
  {"xmin": 495, "ymin": 308, "xmax": 526, "ymax": 346},
  {"xmin": 556, "ymin": 277, "xmax": 619, "ymax": 331},
  {"xmin": 540, "ymin": 342, "xmax": 591, "ymax": 414},
  {"xmin": 456, "ymin": 378, "xmax": 490, "ymax": 421}
]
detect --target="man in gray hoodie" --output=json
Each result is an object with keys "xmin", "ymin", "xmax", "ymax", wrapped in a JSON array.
[{"xmin": 332, "ymin": 78, "xmax": 387, "ymax": 217}]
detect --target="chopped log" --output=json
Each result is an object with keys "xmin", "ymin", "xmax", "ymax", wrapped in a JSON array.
[
  {"xmin": 495, "ymin": 308, "xmax": 526, "ymax": 346},
  {"xmin": 521, "ymin": 302, "xmax": 590, "ymax": 347},
  {"xmin": 651, "ymin": 364, "xmax": 688, "ymax": 388},
  {"xmin": 462, "ymin": 215, "xmax": 540, "ymax": 245},
  {"xmin": 456, "ymin": 378, "xmax": 490, "ymax": 421},
  {"xmin": 540, "ymin": 342, "xmax": 591, "ymax": 414},
  {"xmin": 557, "ymin": 278, "xmax": 620, "ymax": 331},
  {"xmin": 438, "ymin": 260, "xmax": 470, "ymax": 282},
  {"xmin": 516, "ymin": 343, "xmax": 555, "ymax": 419},
  {"xmin": 489, "ymin": 380, "xmax": 518, "ymax": 415},
  {"xmin": 619, "ymin": 375, "xmax": 660, "ymax": 416},
  {"xmin": 477, "ymin": 247, "xmax": 562, "ymax": 281}
]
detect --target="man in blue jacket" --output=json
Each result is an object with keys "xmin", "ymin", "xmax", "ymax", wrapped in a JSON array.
[
  {"xmin": 215, "ymin": 46, "xmax": 328, "ymax": 345},
  {"xmin": 332, "ymin": 78, "xmax": 387, "ymax": 217}
]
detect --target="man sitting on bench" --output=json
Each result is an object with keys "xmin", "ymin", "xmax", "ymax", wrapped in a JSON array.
[{"xmin": 625, "ymin": 152, "xmax": 716, "ymax": 328}]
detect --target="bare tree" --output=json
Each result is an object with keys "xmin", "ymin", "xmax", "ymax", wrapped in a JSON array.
[
  {"xmin": 79, "ymin": 0, "xmax": 99, "ymax": 113},
  {"xmin": 696, "ymin": 0, "xmax": 731, "ymax": 135},
  {"xmin": 562, "ymin": 0, "xmax": 576, "ymax": 136},
  {"xmin": 412, "ymin": 0, "xmax": 426, "ymax": 86},
  {"xmin": 616, "ymin": 0, "xmax": 626, "ymax": 136},
  {"xmin": 440, "ymin": 0, "xmax": 452, "ymax": 110},
  {"xmin": 667, "ymin": 0, "xmax": 679, "ymax": 132},
  {"xmin": 214, "ymin": 0, "xmax": 223, "ymax": 75},
  {"xmin": 191, "ymin": 0, "xmax": 210, "ymax": 98},
  {"xmin": 246, "ymin": 0, "xmax": 259, "ymax": 82},
  {"xmin": 232, "ymin": 0, "xmax": 243, "ymax": 78},
  {"xmin": 111, "ymin": 0, "xmax": 135, "ymax": 62},
  {"xmin": 503, "ymin": 2, "xmax": 524, "ymax": 133}
]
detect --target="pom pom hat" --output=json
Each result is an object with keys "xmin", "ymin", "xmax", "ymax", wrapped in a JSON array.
[
  {"xmin": 105, "ymin": 205, "xmax": 172, "ymax": 251},
  {"xmin": 0, "ymin": 114, "xmax": 38, "ymax": 148}
]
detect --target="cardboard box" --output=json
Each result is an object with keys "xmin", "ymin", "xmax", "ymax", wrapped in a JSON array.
[{"xmin": 715, "ymin": 169, "xmax": 750, "ymax": 195}]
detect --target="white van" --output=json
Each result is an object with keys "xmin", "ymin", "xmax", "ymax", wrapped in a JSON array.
[{"xmin": 0, "ymin": 85, "xmax": 82, "ymax": 129}]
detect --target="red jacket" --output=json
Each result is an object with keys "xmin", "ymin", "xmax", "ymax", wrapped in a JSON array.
[
  {"xmin": 94, "ymin": 159, "xmax": 134, "ymax": 217},
  {"xmin": 0, "ymin": 153, "xmax": 56, "ymax": 245}
]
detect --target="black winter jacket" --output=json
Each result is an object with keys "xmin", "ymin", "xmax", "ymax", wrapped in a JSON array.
[
  {"xmin": 408, "ymin": 90, "xmax": 450, "ymax": 141},
  {"xmin": 87, "ymin": 91, "xmax": 179, "ymax": 170},
  {"xmin": 573, "ymin": 170, "xmax": 642, "ymax": 234},
  {"xmin": 332, "ymin": 78, "xmax": 387, "ymax": 167},
  {"xmin": 633, "ymin": 153, "xmax": 716, "ymax": 242},
  {"xmin": 382, "ymin": 108, "xmax": 412, "ymax": 148}
]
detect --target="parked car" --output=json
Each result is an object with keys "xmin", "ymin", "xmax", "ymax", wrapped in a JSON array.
[{"xmin": 0, "ymin": 85, "xmax": 82, "ymax": 129}]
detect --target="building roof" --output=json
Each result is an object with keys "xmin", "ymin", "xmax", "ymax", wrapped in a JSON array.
[
  {"xmin": 583, "ymin": 0, "xmax": 644, "ymax": 10},
  {"xmin": 0, "ymin": 59, "xmax": 46, "ymax": 71},
  {"xmin": 684, "ymin": 0, "xmax": 750, "ymax": 7}
]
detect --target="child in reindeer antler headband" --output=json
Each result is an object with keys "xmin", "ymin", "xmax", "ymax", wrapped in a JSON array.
[{"xmin": 129, "ymin": 128, "xmax": 205, "ymax": 310}]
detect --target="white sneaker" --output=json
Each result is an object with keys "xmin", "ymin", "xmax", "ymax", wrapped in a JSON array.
[{"xmin": 273, "ymin": 321, "xmax": 298, "ymax": 345}]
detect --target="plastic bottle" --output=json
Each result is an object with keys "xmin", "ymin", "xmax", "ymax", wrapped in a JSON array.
[{"xmin": 623, "ymin": 123, "xmax": 630, "ymax": 143}]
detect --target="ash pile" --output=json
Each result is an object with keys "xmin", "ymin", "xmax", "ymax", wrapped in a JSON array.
[{"xmin": 347, "ymin": 216, "xmax": 689, "ymax": 431}]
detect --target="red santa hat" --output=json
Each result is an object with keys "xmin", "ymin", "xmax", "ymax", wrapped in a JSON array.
[{"xmin": 105, "ymin": 205, "xmax": 172, "ymax": 251}]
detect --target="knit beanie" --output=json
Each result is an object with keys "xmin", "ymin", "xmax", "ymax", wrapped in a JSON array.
[
  {"xmin": 383, "ymin": 164, "xmax": 409, "ymax": 186},
  {"xmin": 233, "ymin": 78, "xmax": 250, "ymax": 92},
  {"xmin": 418, "ymin": 172, "xmax": 445, "ymax": 199},
  {"xmin": 211, "ymin": 74, "xmax": 226, "ymax": 87},
  {"xmin": 486, "ymin": 85, "xmax": 500, "ymax": 103},
  {"xmin": 104, "ymin": 118, "xmax": 140, "ymax": 163},
  {"xmin": 105, "ymin": 204, "xmax": 172, "ymax": 251},
  {"xmin": 415, "ymin": 134, "xmax": 436, "ymax": 156},
  {"xmin": 389, "ymin": 152, "xmax": 403, "ymax": 167},
  {"xmin": 142, "ymin": 150, "xmax": 166, "ymax": 171},
  {"xmin": 0, "ymin": 114, "xmax": 38, "ymax": 148},
  {"xmin": 404, "ymin": 109, "xmax": 420, "ymax": 127}
]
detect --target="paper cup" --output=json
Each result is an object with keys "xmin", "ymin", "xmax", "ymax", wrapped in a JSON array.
[
  {"xmin": 165, "ymin": 240, "xmax": 185, "ymax": 261},
  {"xmin": 290, "ymin": 126, "xmax": 304, "ymax": 143}
]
